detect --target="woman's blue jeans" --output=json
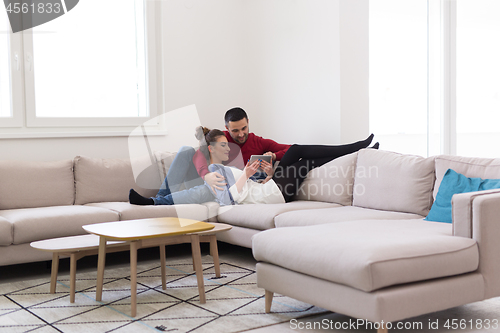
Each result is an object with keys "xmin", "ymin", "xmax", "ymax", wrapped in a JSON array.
[{"xmin": 152, "ymin": 146, "xmax": 215, "ymax": 205}]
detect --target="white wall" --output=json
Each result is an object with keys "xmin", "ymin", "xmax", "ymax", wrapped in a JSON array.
[
  {"xmin": 161, "ymin": 0, "xmax": 249, "ymax": 131},
  {"xmin": 162, "ymin": 0, "xmax": 342, "ymax": 145},
  {"xmin": 238, "ymin": 0, "xmax": 341, "ymax": 145},
  {"xmin": 0, "ymin": 137, "xmax": 130, "ymax": 162},
  {"xmin": 0, "ymin": 0, "xmax": 369, "ymax": 161},
  {"xmin": 339, "ymin": 0, "xmax": 370, "ymax": 144}
]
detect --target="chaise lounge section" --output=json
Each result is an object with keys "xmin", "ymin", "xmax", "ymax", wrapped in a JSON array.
[{"xmin": 252, "ymin": 149, "xmax": 500, "ymax": 331}]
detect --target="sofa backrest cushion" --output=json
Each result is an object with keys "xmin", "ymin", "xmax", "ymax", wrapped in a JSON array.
[
  {"xmin": 433, "ymin": 155, "xmax": 500, "ymax": 200},
  {"xmin": 294, "ymin": 152, "xmax": 358, "ymax": 206},
  {"xmin": 74, "ymin": 156, "xmax": 160, "ymax": 205},
  {"xmin": 0, "ymin": 160, "xmax": 74, "ymax": 209},
  {"xmin": 352, "ymin": 149, "xmax": 435, "ymax": 216},
  {"xmin": 154, "ymin": 151, "xmax": 177, "ymax": 181}
]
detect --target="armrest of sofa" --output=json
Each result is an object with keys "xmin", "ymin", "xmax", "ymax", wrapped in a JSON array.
[
  {"xmin": 452, "ymin": 188, "xmax": 500, "ymax": 238},
  {"xmin": 469, "ymin": 191, "xmax": 500, "ymax": 297},
  {"xmin": 453, "ymin": 190, "xmax": 500, "ymax": 298},
  {"xmin": 202, "ymin": 201, "xmax": 220, "ymax": 222}
]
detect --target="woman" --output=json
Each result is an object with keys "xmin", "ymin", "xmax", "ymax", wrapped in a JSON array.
[
  {"xmin": 130, "ymin": 127, "xmax": 377, "ymax": 206},
  {"xmin": 202, "ymin": 128, "xmax": 285, "ymax": 205}
]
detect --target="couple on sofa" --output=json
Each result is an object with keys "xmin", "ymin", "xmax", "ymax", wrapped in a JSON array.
[{"xmin": 129, "ymin": 107, "xmax": 378, "ymax": 206}]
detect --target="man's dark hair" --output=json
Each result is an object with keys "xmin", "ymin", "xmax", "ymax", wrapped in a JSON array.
[{"xmin": 224, "ymin": 107, "xmax": 248, "ymax": 125}]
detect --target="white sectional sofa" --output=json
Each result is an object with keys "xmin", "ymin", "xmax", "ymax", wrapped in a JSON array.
[
  {"xmin": 252, "ymin": 149, "xmax": 500, "ymax": 331},
  {"xmin": 1, "ymin": 148, "xmax": 499, "ymax": 332},
  {"xmin": 0, "ymin": 152, "xmax": 344, "ymax": 266}
]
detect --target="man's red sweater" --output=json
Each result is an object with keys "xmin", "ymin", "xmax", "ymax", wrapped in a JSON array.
[{"xmin": 192, "ymin": 131, "xmax": 291, "ymax": 179}]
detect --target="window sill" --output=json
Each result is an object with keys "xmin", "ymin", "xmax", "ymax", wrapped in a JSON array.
[{"xmin": 0, "ymin": 129, "xmax": 168, "ymax": 139}]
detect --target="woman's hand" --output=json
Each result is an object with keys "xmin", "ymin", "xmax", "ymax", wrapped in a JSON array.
[
  {"xmin": 244, "ymin": 160, "xmax": 260, "ymax": 179},
  {"xmin": 235, "ymin": 160, "xmax": 260, "ymax": 194},
  {"xmin": 260, "ymin": 160, "xmax": 274, "ymax": 177}
]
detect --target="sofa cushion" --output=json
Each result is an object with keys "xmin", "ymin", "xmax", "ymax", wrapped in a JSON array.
[
  {"xmin": 252, "ymin": 220, "xmax": 478, "ymax": 292},
  {"xmin": 275, "ymin": 206, "xmax": 424, "ymax": 228},
  {"xmin": 217, "ymin": 201, "xmax": 340, "ymax": 230},
  {"xmin": 202, "ymin": 201, "xmax": 220, "ymax": 222},
  {"xmin": 74, "ymin": 156, "xmax": 160, "ymax": 205},
  {"xmin": 0, "ymin": 216, "xmax": 13, "ymax": 246},
  {"xmin": 426, "ymin": 169, "xmax": 500, "ymax": 223},
  {"xmin": 0, "ymin": 160, "xmax": 74, "ymax": 210},
  {"xmin": 294, "ymin": 152, "xmax": 357, "ymax": 206},
  {"xmin": 86, "ymin": 202, "xmax": 208, "ymax": 222},
  {"xmin": 0, "ymin": 206, "xmax": 120, "ymax": 244},
  {"xmin": 434, "ymin": 155, "xmax": 500, "ymax": 200},
  {"xmin": 353, "ymin": 149, "xmax": 435, "ymax": 216}
]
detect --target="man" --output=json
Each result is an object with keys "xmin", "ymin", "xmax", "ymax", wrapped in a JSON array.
[{"xmin": 193, "ymin": 107, "xmax": 291, "ymax": 192}]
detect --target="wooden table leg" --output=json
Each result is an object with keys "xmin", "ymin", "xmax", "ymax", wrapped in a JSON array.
[
  {"xmin": 70, "ymin": 253, "xmax": 77, "ymax": 303},
  {"xmin": 378, "ymin": 325, "xmax": 389, "ymax": 333},
  {"xmin": 209, "ymin": 235, "xmax": 221, "ymax": 277},
  {"xmin": 191, "ymin": 234, "xmax": 205, "ymax": 304},
  {"xmin": 50, "ymin": 253, "xmax": 59, "ymax": 294},
  {"xmin": 130, "ymin": 241, "xmax": 139, "ymax": 317},
  {"xmin": 96, "ymin": 236, "xmax": 107, "ymax": 302},
  {"xmin": 265, "ymin": 290, "xmax": 273, "ymax": 313},
  {"xmin": 159, "ymin": 244, "xmax": 166, "ymax": 290}
]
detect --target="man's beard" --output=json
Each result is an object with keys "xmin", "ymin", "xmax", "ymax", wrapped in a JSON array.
[{"xmin": 234, "ymin": 134, "xmax": 248, "ymax": 144}]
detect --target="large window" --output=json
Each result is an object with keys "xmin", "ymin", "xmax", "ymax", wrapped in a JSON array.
[
  {"xmin": 0, "ymin": 11, "xmax": 12, "ymax": 118},
  {"xmin": 370, "ymin": 0, "xmax": 500, "ymax": 158},
  {"xmin": 0, "ymin": 0, "xmax": 160, "ymax": 133},
  {"xmin": 456, "ymin": 0, "xmax": 500, "ymax": 158},
  {"xmin": 369, "ymin": 0, "xmax": 428, "ymax": 157}
]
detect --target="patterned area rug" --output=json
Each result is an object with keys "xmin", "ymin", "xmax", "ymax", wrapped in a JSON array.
[{"xmin": 0, "ymin": 256, "xmax": 326, "ymax": 333}]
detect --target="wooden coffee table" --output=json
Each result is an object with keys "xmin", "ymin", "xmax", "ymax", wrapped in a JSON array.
[
  {"xmin": 30, "ymin": 222, "xmax": 232, "ymax": 305},
  {"xmin": 30, "ymin": 235, "xmax": 128, "ymax": 303},
  {"xmin": 82, "ymin": 218, "xmax": 225, "ymax": 317}
]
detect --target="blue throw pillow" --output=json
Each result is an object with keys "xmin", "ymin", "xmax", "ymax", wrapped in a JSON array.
[{"xmin": 425, "ymin": 168, "xmax": 500, "ymax": 223}]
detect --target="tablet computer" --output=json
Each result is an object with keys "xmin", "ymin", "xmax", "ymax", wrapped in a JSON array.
[
  {"xmin": 249, "ymin": 155, "xmax": 272, "ymax": 164},
  {"xmin": 249, "ymin": 155, "xmax": 272, "ymax": 172}
]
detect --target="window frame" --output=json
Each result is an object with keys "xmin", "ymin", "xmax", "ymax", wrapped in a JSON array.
[
  {"xmin": 441, "ymin": 0, "xmax": 457, "ymax": 156},
  {"xmin": 1, "ymin": 0, "xmax": 162, "ymax": 134},
  {"xmin": 1, "ymin": 13, "xmax": 23, "ymax": 127}
]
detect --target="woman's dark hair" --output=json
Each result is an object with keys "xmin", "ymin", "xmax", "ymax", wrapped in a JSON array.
[
  {"xmin": 224, "ymin": 107, "xmax": 248, "ymax": 125},
  {"xmin": 195, "ymin": 126, "xmax": 225, "ymax": 159}
]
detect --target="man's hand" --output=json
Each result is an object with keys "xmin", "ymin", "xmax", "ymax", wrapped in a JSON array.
[
  {"xmin": 260, "ymin": 160, "xmax": 274, "ymax": 177},
  {"xmin": 204, "ymin": 172, "xmax": 226, "ymax": 193},
  {"xmin": 264, "ymin": 151, "xmax": 276, "ymax": 161}
]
